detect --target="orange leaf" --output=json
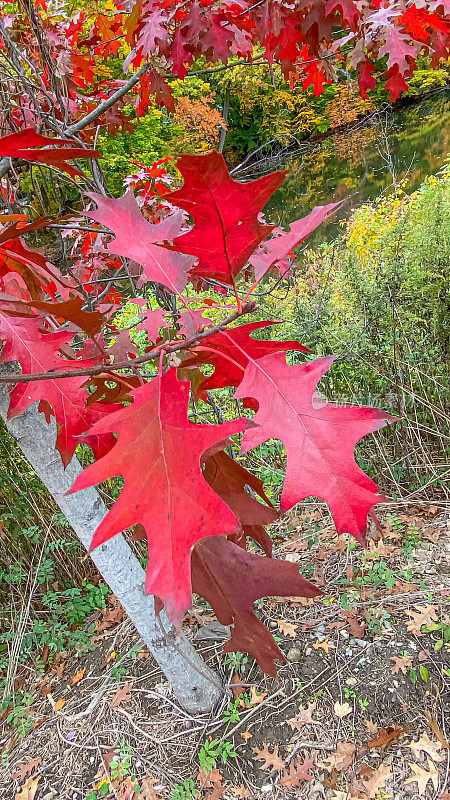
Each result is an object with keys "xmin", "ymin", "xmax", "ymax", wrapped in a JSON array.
[
  {"xmin": 54, "ymin": 698, "xmax": 66, "ymax": 712},
  {"xmin": 71, "ymin": 667, "xmax": 86, "ymax": 685}
]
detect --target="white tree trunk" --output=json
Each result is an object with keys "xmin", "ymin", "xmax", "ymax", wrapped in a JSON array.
[{"xmin": 0, "ymin": 380, "xmax": 223, "ymax": 713}]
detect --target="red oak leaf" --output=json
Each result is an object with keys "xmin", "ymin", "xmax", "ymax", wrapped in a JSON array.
[
  {"xmin": 249, "ymin": 203, "xmax": 340, "ymax": 281},
  {"xmin": 83, "ymin": 191, "xmax": 195, "ymax": 296},
  {"xmin": 325, "ymin": 0, "xmax": 359, "ymax": 28},
  {"xmin": 0, "ymin": 129, "xmax": 99, "ymax": 178},
  {"xmin": 166, "ymin": 152, "xmax": 285, "ymax": 284},
  {"xmin": 202, "ymin": 450, "xmax": 277, "ymax": 555},
  {"xmin": 70, "ymin": 369, "xmax": 251, "ymax": 627},
  {"xmin": 28, "ymin": 296, "xmax": 104, "ymax": 338},
  {"xmin": 0, "ymin": 313, "xmax": 114, "ymax": 465},
  {"xmin": 181, "ymin": 321, "xmax": 308, "ymax": 402},
  {"xmin": 192, "ymin": 537, "xmax": 320, "ymax": 675},
  {"xmin": 358, "ymin": 60, "xmax": 377, "ymax": 98},
  {"xmin": 235, "ymin": 353, "xmax": 395, "ymax": 541},
  {"xmin": 378, "ymin": 26, "xmax": 418, "ymax": 73},
  {"xmin": 385, "ymin": 65, "xmax": 410, "ymax": 101}
]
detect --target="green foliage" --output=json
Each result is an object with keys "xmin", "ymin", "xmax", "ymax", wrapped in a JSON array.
[
  {"xmin": 198, "ymin": 738, "xmax": 237, "ymax": 774},
  {"xmin": 270, "ymin": 162, "xmax": 450, "ymax": 490},
  {"xmin": 213, "ymin": 60, "xmax": 338, "ymax": 155}
]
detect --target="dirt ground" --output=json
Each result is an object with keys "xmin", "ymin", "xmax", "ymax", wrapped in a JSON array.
[{"xmin": 1, "ymin": 503, "xmax": 449, "ymax": 800}]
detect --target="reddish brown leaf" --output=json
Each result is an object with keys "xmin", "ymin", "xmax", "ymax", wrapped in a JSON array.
[
  {"xmin": 110, "ymin": 681, "xmax": 133, "ymax": 709},
  {"xmin": 192, "ymin": 537, "xmax": 320, "ymax": 675},
  {"xmin": 368, "ymin": 725, "xmax": 408, "ymax": 750}
]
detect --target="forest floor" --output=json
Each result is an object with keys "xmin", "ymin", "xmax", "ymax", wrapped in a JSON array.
[{"xmin": 1, "ymin": 502, "xmax": 449, "ymax": 800}]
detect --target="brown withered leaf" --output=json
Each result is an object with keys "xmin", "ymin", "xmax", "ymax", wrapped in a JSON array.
[
  {"xmin": 425, "ymin": 711, "xmax": 450, "ymax": 749},
  {"xmin": 279, "ymin": 755, "xmax": 314, "ymax": 787},
  {"xmin": 241, "ymin": 731, "xmax": 252, "ymax": 742},
  {"xmin": 94, "ymin": 600, "xmax": 127, "ymax": 632},
  {"xmin": 110, "ymin": 681, "xmax": 133, "ymax": 709},
  {"xmin": 276, "ymin": 619, "xmax": 298, "ymax": 637},
  {"xmin": 408, "ymin": 733, "xmax": 444, "ymax": 762},
  {"xmin": 404, "ymin": 759, "xmax": 439, "ymax": 794},
  {"xmin": 11, "ymin": 758, "xmax": 42, "ymax": 782},
  {"xmin": 138, "ymin": 776, "xmax": 164, "ymax": 799},
  {"xmin": 286, "ymin": 701, "xmax": 318, "ymax": 731},
  {"xmin": 71, "ymin": 667, "xmax": 86, "ymax": 685},
  {"xmin": 342, "ymin": 611, "xmax": 366, "ymax": 638},
  {"xmin": 361, "ymin": 763, "xmax": 391, "ymax": 798},
  {"xmin": 231, "ymin": 785, "xmax": 250, "ymax": 799},
  {"xmin": 252, "ymin": 743, "xmax": 285, "ymax": 772},
  {"xmin": 368, "ymin": 725, "xmax": 408, "ymax": 750},
  {"xmin": 239, "ymin": 686, "xmax": 267, "ymax": 708},
  {"xmin": 14, "ymin": 776, "xmax": 41, "ymax": 800},
  {"xmin": 313, "ymin": 637, "xmax": 335, "ymax": 654},
  {"xmin": 320, "ymin": 741, "xmax": 356, "ymax": 772},
  {"xmin": 404, "ymin": 604, "xmax": 439, "ymax": 634},
  {"xmin": 390, "ymin": 655, "xmax": 412, "ymax": 675}
]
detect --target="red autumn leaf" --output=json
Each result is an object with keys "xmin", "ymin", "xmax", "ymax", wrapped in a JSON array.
[
  {"xmin": 166, "ymin": 152, "xmax": 285, "ymax": 284},
  {"xmin": 0, "ymin": 312, "xmax": 115, "ymax": 465},
  {"xmin": 192, "ymin": 536, "xmax": 320, "ymax": 675},
  {"xmin": 385, "ymin": 65, "xmax": 410, "ymax": 102},
  {"xmin": 0, "ymin": 236, "xmax": 78, "ymax": 301},
  {"xmin": 28, "ymin": 296, "xmax": 104, "ymax": 338},
  {"xmin": 249, "ymin": 203, "xmax": 340, "ymax": 281},
  {"xmin": 235, "ymin": 353, "xmax": 395, "ymax": 541},
  {"xmin": 202, "ymin": 450, "xmax": 277, "ymax": 555},
  {"xmin": 70, "ymin": 368, "xmax": 251, "ymax": 627},
  {"xmin": 0, "ymin": 128, "xmax": 99, "ymax": 178},
  {"xmin": 83, "ymin": 190, "xmax": 194, "ymax": 296},
  {"xmin": 358, "ymin": 60, "xmax": 377, "ymax": 99},
  {"xmin": 181, "ymin": 320, "xmax": 309, "ymax": 402}
]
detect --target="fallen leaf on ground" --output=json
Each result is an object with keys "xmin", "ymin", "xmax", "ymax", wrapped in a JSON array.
[
  {"xmin": 70, "ymin": 668, "xmax": 86, "ymax": 685},
  {"xmin": 276, "ymin": 619, "xmax": 298, "ymax": 637},
  {"xmin": 313, "ymin": 637, "xmax": 335, "ymax": 653},
  {"xmin": 252, "ymin": 743, "xmax": 285, "ymax": 772},
  {"xmin": 14, "ymin": 776, "xmax": 41, "ymax": 800},
  {"xmin": 319, "ymin": 741, "xmax": 356, "ymax": 772},
  {"xmin": 11, "ymin": 759, "xmax": 42, "ymax": 782},
  {"xmin": 408, "ymin": 733, "xmax": 444, "ymax": 762},
  {"xmin": 239, "ymin": 686, "xmax": 267, "ymax": 708},
  {"xmin": 138, "ymin": 776, "xmax": 164, "ymax": 799},
  {"xmin": 54, "ymin": 698, "xmax": 66, "ymax": 712},
  {"xmin": 361, "ymin": 763, "xmax": 391, "ymax": 798},
  {"xmin": 279, "ymin": 755, "xmax": 314, "ymax": 787},
  {"xmin": 366, "ymin": 719, "xmax": 378, "ymax": 735},
  {"xmin": 287, "ymin": 701, "xmax": 318, "ymax": 730},
  {"xmin": 231, "ymin": 786, "xmax": 250, "ymax": 799},
  {"xmin": 425, "ymin": 711, "xmax": 450, "ymax": 749},
  {"xmin": 94, "ymin": 601, "xmax": 126, "ymax": 632},
  {"xmin": 418, "ymin": 649, "xmax": 429, "ymax": 662},
  {"xmin": 368, "ymin": 725, "xmax": 408, "ymax": 750},
  {"xmin": 230, "ymin": 673, "xmax": 244, "ymax": 700},
  {"xmin": 110, "ymin": 681, "xmax": 133, "ymax": 709},
  {"xmin": 333, "ymin": 701, "xmax": 352, "ymax": 719},
  {"xmin": 241, "ymin": 730, "xmax": 252, "ymax": 741},
  {"xmin": 343, "ymin": 611, "xmax": 367, "ymax": 638},
  {"xmin": 404, "ymin": 604, "xmax": 439, "ymax": 634},
  {"xmin": 391, "ymin": 655, "xmax": 412, "ymax": 674},
  {"xmin": 404, "ymin": 758, "xmax": 439, "ymax": 794}
]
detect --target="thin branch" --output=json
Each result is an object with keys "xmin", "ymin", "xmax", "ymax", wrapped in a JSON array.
[{"xmin": 0, "ymin": 301, "xmax": 257, "ymax": 384}]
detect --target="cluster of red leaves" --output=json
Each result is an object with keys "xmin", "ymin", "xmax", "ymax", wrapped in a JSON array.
[
  {"xmin": 0, "ymin": 133, "xmax": 394, "ymax": 673},
  {"xmin": 0, "ymin": 0, "xmax": 448, "ymax": 136}
]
